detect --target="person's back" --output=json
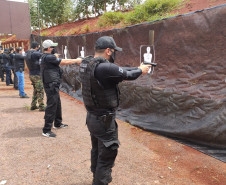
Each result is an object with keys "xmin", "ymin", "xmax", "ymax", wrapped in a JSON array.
[
  {"xmin": 9, "ymin": 48, "xmax": 18, "ymax": 90},
  {"xmin": 0, "ymin": 51, "xmax": 4, "ymax": 81},
  {"xmin": 2, "ymin": 49, "xmax": 13, "ymax": 86},
  {"xmin": 14, "ymin": 52, "xmax": 25, "ymax": 73},
  {"xmin": 2, "ymin": 53, "xmax": 9, "ymax": 68},
  {"xmin": 26, "ymin": 42, "xmax": 44, "ymax": 111},
  {"xmin": 26, "ymin": 49, "xmax": 42, "ymax": 75}
]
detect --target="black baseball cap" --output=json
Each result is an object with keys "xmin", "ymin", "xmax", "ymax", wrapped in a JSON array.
[{"xmin": 95, "ymin": 36, "xmax": 122, "ymax": 51}]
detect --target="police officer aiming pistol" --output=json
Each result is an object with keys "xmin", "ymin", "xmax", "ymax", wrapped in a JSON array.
[
  {"xmin": 40, "ymin": 39, "xmax": 82, "ymax": 138},
  {"xmin": 79, "ymin": 36, "xmax": 151, "ymax": 185}
]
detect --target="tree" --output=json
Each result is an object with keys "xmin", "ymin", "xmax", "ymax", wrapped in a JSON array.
[
  {"xmin": 74, "ymin": 0, "xmax": 93, "ymax": 19},
  {"xmin": 28, "ymin": 0, "xmax": 74, "ymax": 28},
  {"xmin": 28, "ymin": 0, "xmax": 39, "ymax": 30}
]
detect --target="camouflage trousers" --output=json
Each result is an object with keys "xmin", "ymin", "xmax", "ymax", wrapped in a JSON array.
[{"xmin": 30, "ymin": 75, "xmax": 44, "ymax": 110}]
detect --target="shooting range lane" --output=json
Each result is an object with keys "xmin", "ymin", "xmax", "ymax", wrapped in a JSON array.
[{"xmin": 32, "ymin": 4, "xmax": 226, "ymax": 162}]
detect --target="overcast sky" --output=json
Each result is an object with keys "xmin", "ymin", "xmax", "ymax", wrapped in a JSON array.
[{"xmin": 7, "ymin": 0, "xmax": 27, "ymax": 2}]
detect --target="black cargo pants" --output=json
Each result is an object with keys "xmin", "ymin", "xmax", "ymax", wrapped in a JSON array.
[
  {"xmin": 86, "ymin": 112, "xmax": 120, "ymax": 185},
  {"xmin": 43, "ymin": 82, "xmax": 62, "ymax": 133}
]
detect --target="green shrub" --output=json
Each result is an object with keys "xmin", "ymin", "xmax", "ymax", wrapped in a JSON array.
[
  {"xmin": 124, "ymin": 0, "xmax": 183, "ymax": 25},
  {"xmin": 98, "ymin": 11, "xmax": 124, "ymax": 27},
  {"xmin": 40, "ymin": 30, "xmax": 49, "ymax": 36},
  {"xmin": 99, "ymin": 0, "xmax": 183, "ymax": 27},
  {"xmin": 123, "ymin": 11, "xmax": 141, "ymax": 25},
  {"xmin": 142, "ymin": 0, "xmax": 183, "ymax": 16}
]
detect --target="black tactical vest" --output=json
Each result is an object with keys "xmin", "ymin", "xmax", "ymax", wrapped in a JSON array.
[
  {"xmin": 79, "ymin": 56, "xmax": 119, "ymax": 111},
  {"xmin": 25, "ymin": 50, "xmax": 40, "ymax": 71},
  {"xmin": 40, "ymin": 54, "xmax": 62, "ymax": 84}
]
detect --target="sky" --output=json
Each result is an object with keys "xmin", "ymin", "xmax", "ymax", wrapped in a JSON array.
[{"xmin": 7, "ymin": 0, "xmax": 27, "ymax": 2}]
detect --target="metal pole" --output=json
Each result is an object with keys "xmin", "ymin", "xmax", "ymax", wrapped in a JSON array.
[{"xmin": 37, "ymin": 0, "xmax": 41, "ymax": 36}]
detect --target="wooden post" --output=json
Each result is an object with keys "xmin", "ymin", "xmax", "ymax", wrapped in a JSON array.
[{"xmin": 149, "ymin": 30, "xmax": 155, "ymax": 45}]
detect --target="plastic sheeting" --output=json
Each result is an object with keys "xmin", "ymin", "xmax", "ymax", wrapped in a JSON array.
[{"xmin": 31, "ymin": 4, "xmax": 226, "ymax": 162}]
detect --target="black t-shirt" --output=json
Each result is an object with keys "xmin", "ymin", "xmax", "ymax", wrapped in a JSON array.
[
  {"xmin": 94, "ymin": 62, "xmax": 142, "ymax": 89},
  {"xmin": 0, "ymin": 54, "xmax": 10, "ymax": 68},
  {"xmin": 8, "ymin": 53, "xmax": 15, "ymax": 67},
  {"xmin": 43, "ymin": 54, "xmax": 62, "ymax": 68},
  {"xmin": 14, "ymin": 53, "xmax": 25, "ymax": 72},
  {"xmin": 41, "ymin": 53, "xmax": 62, "ymax": 84}
]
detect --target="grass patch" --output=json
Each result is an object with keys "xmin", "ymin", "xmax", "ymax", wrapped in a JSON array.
[
  {"xmin": 40, "ymin": 30, "xmax": 49, "ymax": 36},
  {"xmin": 69, "ymin": 27, "xmax": 79, "ymax": 35},
  {"xmin": 55, "ymin": 29, "xmax": 67, "ymax": 36},
  {"xmin": 99, "ymin": 0, "xmax": 184, "ymax": 27},
  {"xmin": 98, "ymin": 11, "xmax": 124, "ymax": 27},
  {"xmin": 81, "ymin": 25, "xmax": 90, "ymax": 33}
]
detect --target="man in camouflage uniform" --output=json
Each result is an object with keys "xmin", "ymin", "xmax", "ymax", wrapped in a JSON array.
[{"xmin": 25, "ymin": 42, "xmax": 44, "ymax": 111}]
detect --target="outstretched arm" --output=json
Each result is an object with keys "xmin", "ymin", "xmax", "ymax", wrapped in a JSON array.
[
  {"xmin": 60, "ymin": 58, "xmax": 82, "ymax": 65},
  {"xmin": 54, "ymin": 54, "xmax": 82, "ymax": 65}
]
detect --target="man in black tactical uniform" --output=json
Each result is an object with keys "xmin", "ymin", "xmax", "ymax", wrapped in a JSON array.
[
  {"xmin": 14, "ymin": 47, "xmax": 29, "ymax": 98},
  {"xmin": 9, "ymin": 47, "xmax": 18, "ymax": 90},
  {"xmin": 1, "ymin": 48, "xmax": 13, "ymax": 86},
  {"xmin": 25, "ymin": 42, "xmax": 45, "ymax": 111},
  {"xmin": 0, "ymin": 48, "xmax": 5, "ymax": 81},
  {"xmin": 40, "ymin": 39, "xmax": 82, "ymax": 138},
  {"xmin": 79, "ymin": 36, "xmax": 151, "ymax": 185}
]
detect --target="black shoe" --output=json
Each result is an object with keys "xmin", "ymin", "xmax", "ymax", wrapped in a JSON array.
[
  {"xmin": 20, "ymin": 95, "xmax": 29, "ymax": 98},
  {"xmin": 19, "ymin": 93, "xmax": 27, "ymax": 97},
  {"xmin": 53, "ymin": 124, "xmax": 68, "ymax": 129},
  {"xmin": 30, "ymin": 106, "xmax": 38, "ymax": 110},
  {"xmin": 42, "ymin": 131, "xmax": 56, "ymax": 138}
]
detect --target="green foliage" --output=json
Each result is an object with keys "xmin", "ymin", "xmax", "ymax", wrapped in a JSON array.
[
  {"xmin": 124, "ymin": 0, "xmax": 183, "ymax": 25},
  {"xmin": 74, "ymin": 0, "xmax": 93, "ymax": 19},
  {"xmin": 98, "ymin": 11, "xmax": 124, "ymax": 27},
  {"xmin": 100, "ymin": 0, "xmax": 183, "ymax": 26},
  {"xmin": 28, "ymin": 0, "xmax": 39, "ymax": 30},
  {"xmin": 40, "ymin": 30, "xmax": 49, "ymax": 36},
  {"xmin": 73, "ymin": 0, "xmax": 140, "ymax": 20},
  {"xmin": 29, "ymin": 0, "xmax": 74, "ymax": 29}
]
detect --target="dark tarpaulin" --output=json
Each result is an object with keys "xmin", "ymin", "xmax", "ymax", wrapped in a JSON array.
[{"xmin": 31, "ymin": 4, "xmax": 226, "ymax": 162}]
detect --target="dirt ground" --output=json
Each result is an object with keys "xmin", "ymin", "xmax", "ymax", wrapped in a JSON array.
[{"xmin": 0, "ymin": 73, "xmax": 225, "ymax": 185}]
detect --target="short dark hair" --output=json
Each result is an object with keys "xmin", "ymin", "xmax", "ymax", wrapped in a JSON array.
[
  {"xmin": 9, "ymin": 47, "xmax": 14, "ymax": 52},
  {"xmin": 16, "ymin": 47, "xmax": 23, "ymax": 53},
  {"xmin": 94, "ymin": 48, "xmax": 106, "ymax": 54},
  {"xmin": 31, "ymin": 41, "xmax": 40, "ymax": 49},
  {"xmin": 43, "ymin": 48, "xmax": 48, "ymax": 51}
]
